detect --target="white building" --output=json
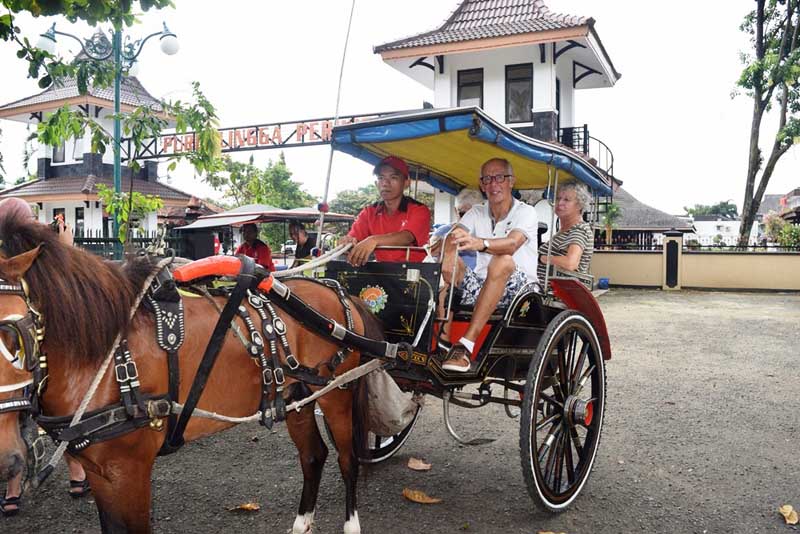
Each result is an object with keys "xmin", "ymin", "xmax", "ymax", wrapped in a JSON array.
[
  {"xmin": 374, "ymin": 0, "xmax": 621, "ymax": 225},
  {"xmin": 0, "ymin": 31, "xmax": 197, "ymax": 236}
]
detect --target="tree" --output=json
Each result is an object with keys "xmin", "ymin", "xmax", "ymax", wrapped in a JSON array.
[
  {"xmin": 207, "ymin": 153, "xmax": 317, "ymax": 249},
  {"xmin": 602, "ymin": 203, "xmax": 622, "ymax": 245},
  {"xmin": 683, "ymin": 200, "xmax": 739, "ymax": 218},
  {"xmin": 735, "ymin": 0, "xmax": 800, "ymax": 245},
  {"xmin": 329, "ymin": 183, "xmax": 434, "ymax": 215},
  {"xmin": 763, "ymin": 210, "xmax": 788, "ymax": 241},
  {"xmin": 96, "ymin": 184, "xmax": 163, "ymax": 245},
  {"xmin": 1, "ymin": 1, "xmax": 225, "ymax": 245}
]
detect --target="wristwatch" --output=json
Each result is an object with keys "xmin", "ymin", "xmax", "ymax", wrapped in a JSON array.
[{"xmin": 481, "ymin": 239, "xmax": 490, "ymax": 252}]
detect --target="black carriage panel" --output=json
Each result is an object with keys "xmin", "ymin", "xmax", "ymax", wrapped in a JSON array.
[
  {"xmin": 469, "ymin": 291, "xmax": 562, "ymax": 381},
  {"xmin": 323, "ymin": 261, "xmax": 440, "ymax": 361}
]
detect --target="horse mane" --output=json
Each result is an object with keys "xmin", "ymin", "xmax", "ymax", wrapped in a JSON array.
[{"xmin": 0, "ymin": 217, "xmax": 156, "ymax": 364}]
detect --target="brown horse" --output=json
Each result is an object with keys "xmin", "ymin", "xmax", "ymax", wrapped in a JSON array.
[{"xmin": 0, "ymin": 216, "xmax": 379, "ymax": 534}]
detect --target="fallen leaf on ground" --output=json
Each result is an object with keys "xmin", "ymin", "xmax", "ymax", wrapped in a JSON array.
[
  {"xmin": 228, "ymin": 502, "xmax": 261, "ymax": 512},
  {"xmin": 402, "ymin": 488, "xmax": 442, "ymax": 504},
  {"xmin": 407, "ymin": 457, "xmax": 432, "ymax": 471},
  {"xmin": 537, "ymin": 531, "xmax": 566, "ymax": 534},
  {"xmin": 779, "ymin": 504, "xmax": 798, "ymax": 525}
]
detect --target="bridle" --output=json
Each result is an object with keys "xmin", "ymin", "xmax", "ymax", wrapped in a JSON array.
[{"xmin": 0, "ymin": 276, "xmax": 46, "ymax": 415}]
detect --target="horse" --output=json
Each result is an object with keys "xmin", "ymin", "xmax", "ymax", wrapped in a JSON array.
[{"xmin": 0, "ymin": 216, "xmax": 380, "ymax": 534}]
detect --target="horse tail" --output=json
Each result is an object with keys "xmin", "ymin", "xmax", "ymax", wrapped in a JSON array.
[{"xmin": 350, "ymin": 297, "xmax": 384, "ymax": 463}]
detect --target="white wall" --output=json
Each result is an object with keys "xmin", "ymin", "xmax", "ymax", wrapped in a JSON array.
[
  {"xmin": 41, "ymin": 106, "xmax": 117, "ymax": 166},
  {"xmin": 433, "ymin": 45, "xmax": 576, "ymax": 129}
]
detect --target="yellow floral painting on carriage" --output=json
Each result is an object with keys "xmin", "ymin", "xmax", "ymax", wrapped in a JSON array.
[{"xmin": 359, "ymin": 285, "xmax": 389, "ymax": 315}]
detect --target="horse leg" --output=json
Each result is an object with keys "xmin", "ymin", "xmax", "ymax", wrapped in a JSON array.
[
  {"xmin": 286, "ymin": 401, "xmax": 328, "ymax": 534},
  {"xmin": 317, "ymin": 389, "xmax": 360, "ymax": 534},
  {"xmin": 81, "ymin": 454, "xmax": 155, "ymax": 534}
]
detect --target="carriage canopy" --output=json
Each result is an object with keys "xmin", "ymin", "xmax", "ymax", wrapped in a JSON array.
[{"xmin": 332, "ymin": 107, "xmax": 613, "ymax": 197}]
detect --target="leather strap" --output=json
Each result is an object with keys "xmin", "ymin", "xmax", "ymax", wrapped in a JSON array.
[{"xmin": 165, "ymin": 256, "xmax": 260, "ymax": 450}]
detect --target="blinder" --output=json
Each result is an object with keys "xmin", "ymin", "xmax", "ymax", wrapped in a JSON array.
[
  {"xmin": 0, "ymin": 315, "xmax": 39, "ymax": 372},
  {"xmin": 0, "ymin": 277, "xmax": 42, "ymax": 413}
]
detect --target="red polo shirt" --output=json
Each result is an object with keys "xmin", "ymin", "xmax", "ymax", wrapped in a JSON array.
[
  {"xmin": 348, "ymin": 196, "xmax": 430, "ymax": 262},
  {"xmin": 235, "ymin": 239, "xmax": 275, "ymax": 271}
]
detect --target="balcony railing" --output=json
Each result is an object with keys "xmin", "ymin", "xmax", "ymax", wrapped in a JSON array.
[
  {"xmin": 510, "ymin": 124, "xmax": 615, "ymax": 178},
  {"xmin": 558, "ymin": 125, "xmax": 614, "ymax": 179}
]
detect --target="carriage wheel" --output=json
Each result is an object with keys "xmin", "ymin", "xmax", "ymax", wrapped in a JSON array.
[
  {"xmin": 519, "ymin": 310, "xmax": 606, "ymax": 512},
  {"xmin": 321, "ymin": 404, "xmax": 423, "ymax": 464}
]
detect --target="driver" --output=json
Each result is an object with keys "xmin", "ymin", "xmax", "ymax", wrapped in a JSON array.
[
  {"xmin": 439, "ymin": 158, "xmax": 540, "ymax": 372},
  {"xmin": 341, "ymin": 156, "xmax": 430, "ymax": 266}
]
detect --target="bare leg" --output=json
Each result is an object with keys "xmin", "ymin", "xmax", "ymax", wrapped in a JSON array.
[
  {"xmin": 442, "ymin": 255, "xmax": 515, "ymax": 372},
  {"xmin": 462, "ymin": 255, "xmax": 515, "ymax": 341},
  {"xmin": 1, "ymin": 472, "xmax": 22, "ymax": 515},
  {"xmin": 66, "ymin": 455, "xmax": 90, "ymax": 496}
]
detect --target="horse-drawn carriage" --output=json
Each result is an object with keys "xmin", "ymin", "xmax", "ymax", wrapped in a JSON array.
[{"xmin": 0, "ymin": 107, "xmax": 612, "ymax": 533}]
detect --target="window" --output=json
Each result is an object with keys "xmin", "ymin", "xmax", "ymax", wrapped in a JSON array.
[
  {"xmin": 52, "ymin": 141, "xmax": 65, "ymax": 163},
  {"xmin": 73, "ymin": 138, "xmax": 84, "ymax": 161},
  {"xmin": 75, "ymin": 207, "xmax": 85, "ymax": 235},
  {"xmin": 506, "ymin": 63, "xmax": 533, "ymax": 123},
  {"xmin": 457, "ymin": 69, "xmax": 483, "ymax": 108}
]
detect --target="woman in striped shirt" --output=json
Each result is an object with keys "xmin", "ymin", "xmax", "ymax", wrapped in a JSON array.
[{"xmin": 537, "ymin": 182, "xmax": 594, "ymax": 282}]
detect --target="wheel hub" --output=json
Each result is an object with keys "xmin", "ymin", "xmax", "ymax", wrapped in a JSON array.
[{"xmin": 565, "ymin": 396, "xmax": 593, "ymax": 426}]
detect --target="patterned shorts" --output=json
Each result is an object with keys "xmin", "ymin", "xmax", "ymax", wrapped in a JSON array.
[{"xmin": 459, "ymin": 266, "xmax": 531, "ymax": 308}]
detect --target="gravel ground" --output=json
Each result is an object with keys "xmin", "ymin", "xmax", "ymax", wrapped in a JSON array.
[{"xmin": 3, "ymin": 289, "xmax": 799, "ymax": 534}]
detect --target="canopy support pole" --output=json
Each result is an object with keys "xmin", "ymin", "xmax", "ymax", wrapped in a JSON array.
[{"xmin": 316, "ymin": 0, "xmax": 357, "ymax": 250}]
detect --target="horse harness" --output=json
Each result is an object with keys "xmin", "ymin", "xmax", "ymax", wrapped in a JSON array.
[{"xmin": 2, "ymin": 256, "xmax": 373, "ymax": 458}]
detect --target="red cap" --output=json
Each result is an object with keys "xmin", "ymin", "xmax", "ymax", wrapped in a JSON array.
[{"xmin": 374, "ymin": 155, "xmax": 409, "ymax": 178}]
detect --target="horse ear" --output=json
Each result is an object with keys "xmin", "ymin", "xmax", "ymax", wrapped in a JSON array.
[{"xmin": 0, "ymin": 245, "xmax": 42, "ymax": 281}]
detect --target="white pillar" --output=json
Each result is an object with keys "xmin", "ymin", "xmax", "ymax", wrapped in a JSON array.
[{"xmin": 433, "ymin": 189, "xmax": 454, "ymax": 225}]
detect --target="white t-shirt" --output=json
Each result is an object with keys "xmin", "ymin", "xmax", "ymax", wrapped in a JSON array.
[{"xmin": 458, "ymin": 198, "xmax": 539, "ymax": 282}]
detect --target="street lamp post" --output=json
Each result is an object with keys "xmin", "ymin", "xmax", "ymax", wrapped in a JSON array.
[{"xmin": 37, "ymin": 22, "xmax": 179, "ymax": 257}]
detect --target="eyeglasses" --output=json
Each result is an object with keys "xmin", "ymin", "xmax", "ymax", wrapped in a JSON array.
[{"xmin": 479, "ymin": 174, "xmax": 512, "ymax": 185}]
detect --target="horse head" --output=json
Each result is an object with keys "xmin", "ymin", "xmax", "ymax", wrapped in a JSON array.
[{"xmin": 0, "ymin": 245, "xmax": 42, "ymax": 483}]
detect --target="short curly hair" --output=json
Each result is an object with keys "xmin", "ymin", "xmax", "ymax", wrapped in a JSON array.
[
  {"xmin": 560, "ymin": 182, "xmax": 592, "ymax": 214},
  {"xmin": 455, "ymin": 189, "xmax": 483, "ymax": 211}
]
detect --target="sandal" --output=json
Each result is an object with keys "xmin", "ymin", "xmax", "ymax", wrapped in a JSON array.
[
  {"xmin": 68, "ymin": 478, "xmax": 91, "ymax": 498},
  {"xmin": 441, "ymin": 343, "xmax": 472, "ymax": 373},
  {"xmin": 0, "ymin": 494, "xmax": 21, "ymax": 517}
]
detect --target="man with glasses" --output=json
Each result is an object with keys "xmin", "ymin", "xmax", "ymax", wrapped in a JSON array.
[
  {"xmin": 342, "ymin": 155, "xmax": 431, "ymax": 266},
  {"xmin": 439, "ymin": 158, "xmax": 539, "ymax": 373}
]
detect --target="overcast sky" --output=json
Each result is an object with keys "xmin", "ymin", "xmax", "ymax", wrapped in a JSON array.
[{"xmin": 1, "ymin": 0, "xmax": 798, "ymax": 214}]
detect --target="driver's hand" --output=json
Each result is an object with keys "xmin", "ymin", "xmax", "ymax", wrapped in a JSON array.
[{"xmin": 348, "ymin": 236, "xmax": 377, "ymax": 267}]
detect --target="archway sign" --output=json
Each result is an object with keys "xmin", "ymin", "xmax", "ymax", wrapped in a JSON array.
[{"xmin": 121, "ymin": 109, "xmax": 407, "ymax": 161}]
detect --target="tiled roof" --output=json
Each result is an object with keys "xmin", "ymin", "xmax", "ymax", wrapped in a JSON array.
[
  {"xmin": 611, "ymin": 188, "xmax": 694, "ymax": 231},
  {"xmin": 0, "ymin": 71, "xmax": 161, "ymax": 113},
  {"xmin": 375, "ymin": 0, "xmax": 590, "ymax": 53},
  {"xmin": 757, "ymin": 194, "xmax": 784, "ymax": 216},
  {"xmin": 0, "ymin": 175, "xmax": 191, "ymax": 201}
]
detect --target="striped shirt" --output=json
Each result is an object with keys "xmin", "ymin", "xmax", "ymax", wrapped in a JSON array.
[{"xmin": 537, "ymin": 222, "xmax": 593, "ymax": 281}]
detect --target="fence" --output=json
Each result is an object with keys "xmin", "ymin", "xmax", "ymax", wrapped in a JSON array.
[
  {"xmin": 591, "ymin": 239, "xmax": 800, "ymax": 292},
  {"xmin": 74, "ymin": 229, "xmax": 187, "ymax": 259}
]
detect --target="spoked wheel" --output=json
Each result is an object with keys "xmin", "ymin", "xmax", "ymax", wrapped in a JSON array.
[
  {"xmin": 520, "ymin": 310, "xmax": 607, "ymax": 512},
  {"xmin": 360, "ymin": 403, "xmax": 422, "ymax": 464},
  {"xmin": 321, "ymin": 403, "xmax": 423, "ymax": 464}
]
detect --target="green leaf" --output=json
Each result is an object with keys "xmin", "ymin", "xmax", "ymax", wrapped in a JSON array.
[{"xmin": 37, "ymin": 74, "xmax": 51, "ymax": 89}]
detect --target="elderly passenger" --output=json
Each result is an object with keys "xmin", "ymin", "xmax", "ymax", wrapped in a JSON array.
[
  {"xmin": 429, "ymin": 188, "xmax": 483, "ymax": 269},
  {"xmin": 537, "ymin": 182, "xmax": 594, "ymax": 281}
]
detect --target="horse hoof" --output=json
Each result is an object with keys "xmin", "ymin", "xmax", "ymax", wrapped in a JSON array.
[{"xmin": 292, "ymin": 511, "xmax": 315, "ymax": 534}]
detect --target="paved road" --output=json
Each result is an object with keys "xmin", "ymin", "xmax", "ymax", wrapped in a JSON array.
[{"xmin": 4, "ymin": 289, "xmax": 799, "ymax": 533}]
